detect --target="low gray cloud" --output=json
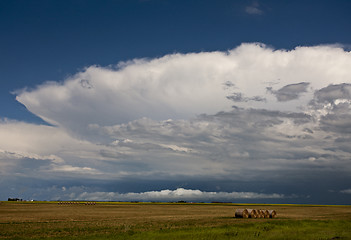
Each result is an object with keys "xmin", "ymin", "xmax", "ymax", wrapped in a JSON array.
[
  {"xmin": 0, "ymin": 150, "xmax": 53, "ymax": 176},
  {"xmin": 314, "ymin": 83, "xmax": 351, "ymax": 104},
  {"xmin": 226, "ymin": 92, "xmax": 266, "ymax": 102},
  {"xmin": 320, "ymin": 114, "xmax": 351, "ymax": 134},
  {"xmin": 267, "ymin": 82, "xmax": 310, "ymax": 102},
  {"xmin": 95, "ymin": 106, "xmax": 350, "ymax": 184},
  {"xmin": 308, "ymin": 83, "xmax": 351, "ymax": 135}
]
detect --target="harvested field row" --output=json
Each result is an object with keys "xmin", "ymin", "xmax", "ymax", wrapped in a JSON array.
[
  {"xmin": 57, "ymin": 201, "xmax": 96, "ymax": 205},
  {"xmin": 235, "ymin": 208, "xmax": 276, "ymax": 218}
]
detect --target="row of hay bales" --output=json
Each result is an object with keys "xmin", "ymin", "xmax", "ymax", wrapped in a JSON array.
[{"xmin": 235, "ymin": 209, "xmax": 276, "ymax": 218}]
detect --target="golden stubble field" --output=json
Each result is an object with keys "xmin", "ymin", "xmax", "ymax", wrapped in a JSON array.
[
  {"xmin": 1, "ymin": 202, "xmax": 351, "ymax": 222},
  {"xmin": 1, "ymin": 202, "xmax": 351, "ymax": 239}
]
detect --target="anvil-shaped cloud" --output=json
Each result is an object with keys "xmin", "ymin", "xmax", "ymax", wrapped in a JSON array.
[{"xmin": 15, "ymin": 43, "xmax": 351, "ymax": 136}]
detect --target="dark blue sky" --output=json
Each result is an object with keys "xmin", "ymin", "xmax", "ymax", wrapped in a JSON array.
[{"xmin": 1, "ymin": 0, "xmax": 351, "ymax": 122}]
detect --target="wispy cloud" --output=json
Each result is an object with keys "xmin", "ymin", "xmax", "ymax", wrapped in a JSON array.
[
  {"xmin": 245, "ymin": 1, "xmax": 263, "ymax": 15},
  {"xmin": 340, "ymin": 189, "xmax": 351, "ymax": 194}
]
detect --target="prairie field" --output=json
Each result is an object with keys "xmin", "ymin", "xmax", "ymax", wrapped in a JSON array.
[{"xmin": 0, "ymin": 201, "xmax": 351, "ymax": 239}]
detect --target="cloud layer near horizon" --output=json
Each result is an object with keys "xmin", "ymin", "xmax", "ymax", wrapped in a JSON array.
[
  {"xmin": 66, "ymin": 188, "xmax": 285, "ymax": 202},
  {"xmin": 1, "ymin": 43, "xmax": 351, "ymax": 202}
]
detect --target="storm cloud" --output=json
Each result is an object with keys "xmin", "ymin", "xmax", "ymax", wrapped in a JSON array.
[
  {"xmin": 1, "ymin": 43, "xmax": 351, "ymax": 203},
  {"xmin": 267, "ymin": 82, "xmax": 310, "ymax": 102}
]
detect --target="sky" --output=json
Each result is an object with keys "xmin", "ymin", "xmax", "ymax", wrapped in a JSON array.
[{"xmin": 1, "ymin": 0, "xmax": 351, "ymax": 204}]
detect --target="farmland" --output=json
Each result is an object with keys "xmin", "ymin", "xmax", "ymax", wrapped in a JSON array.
[{"xmin": 1, "ymin": 201, "xmax": 351, "ymax": 239}]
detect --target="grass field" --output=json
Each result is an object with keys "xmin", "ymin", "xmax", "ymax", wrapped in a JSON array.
[{"xmin": 1, "ymin": 201, "xmax": 351, "ymax": 239}]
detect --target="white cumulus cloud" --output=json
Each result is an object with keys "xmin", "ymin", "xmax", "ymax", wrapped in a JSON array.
[
  {"xmin": 15, "ymin": 43, "xmax": 351, "ymax": 138},
  {"xmin": 72, "ymin": 188, "xmax": 285, "ymax": 202}
]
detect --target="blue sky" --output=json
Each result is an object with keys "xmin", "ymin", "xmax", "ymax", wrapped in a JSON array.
[{"xmin": 1, "ymin": 0, "xmax": 351, "ymax": 203}]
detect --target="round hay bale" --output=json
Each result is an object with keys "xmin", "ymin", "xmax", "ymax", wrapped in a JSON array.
[
  {"xmin": 235, "ymin": 209, "xmax": 249, "ymax": 218},
  {"xmin": 246, "ymin": 208, "xmax": 258, "ymax": 218},
  {"xmin": 268, "ymin": 210, "xmax": 277, "ymax": 218},
  {"xmin": 262, "ymin": 209, "xmax": 270, "ymax": 218},
  {"xmin": 259, "ymin": 209, "xmax": 265, "ymax": 218}
]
